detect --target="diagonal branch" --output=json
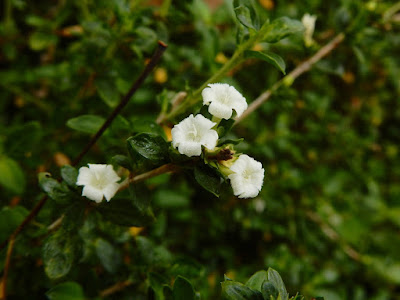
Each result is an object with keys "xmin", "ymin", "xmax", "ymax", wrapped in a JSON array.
[{"xmin": 235, "ymin": 33, "xmax": 345, "ymax": 124}]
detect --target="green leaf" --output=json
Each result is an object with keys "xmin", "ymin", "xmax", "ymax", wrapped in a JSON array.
[
  {"xmin": 245, "ymin": 270, "xmax": 268, "ymax": 291},
  {"xmin": 233, "ymin": 0, "xmax": 258, "ymax": 30},
  {"xmin": 262, "ymin": 282, "xmax": 279, "ymax": 300},
  {"xmin": 136, "ymin": 236, "xmax": 173, "ymax": 266},
  {"xmin": 217, "ymin": 138, "xmax": 244, "ymax": 148},
  {"xmin": 221, "ymin": 280, "xmax": 264, "ymax": 300},
  {"xmin": 38, "ymin": 173, "xmax": 72, "ymax": 205},
  {"xmin": 96, "ymin": 78, "xmax": 120, "ymax": 107},
  {"xmin": 66, "ymin": 115, "xmax": 105, "ymax": 134},
  {"xmin": 43, "ymin": 230, "xmax": 78, "ymax": 279},
  {"xmin": 149, "ymin": 272, "xmax": 169, "ymax": 300},
  {"xmin": 112, "ymin": 154, "xmax": 133, "ymax": 171},
  {"xmin": 0, "ymin": 156, "xmax": 26, "ymax": 194},
  {"xmin": 46, "ymin": 282, "xmax": 85, "ymax": 300},
  {"xmin": 262, "ymin": 17, "xmax": 304, "ymax": 43},
  {"xmin": 244, "ymin": 50, "xmax": 286, "ymax": 74},
  {"xmin": 267, "ymin": 268, "xmax": 288, "ymax": 300},
  {"xmin": 97, "ymin": 197, "xmax": 155, "ymax": 227},
  {"xmin": 194, "ymin": 164, "xmax": 221, "ymax": 197},
  {"xmin": 127, "ymin": 133, "xmax": 169, "ymax": 172},
  {"xmin": 61, "ymin": 165, "xmax": 78, "ymax": 188},
  {"xmin": 4, "ymin": 121, "xmax": 42, "ymax": 157},
  {"xmin": 0, "ymin": 206, "xmax": 29, "ymax": 244},
  {"xmin": 29, "ymin": 31, "xmax": 58, "ymax": 51},
  {"xmin": 95, "ymin": 238, "xmax": 122, "ymax": 273},
  {"xmin": 217, "ymin": 118, "xmax": 235, "ymax": 138},
  {"xmin": 131, "ymin": 119, "xmax": 166, "ymax": 138},
  {"xmin": 173, "ymin": 276, "xmax": 195, "ymax": 300}
]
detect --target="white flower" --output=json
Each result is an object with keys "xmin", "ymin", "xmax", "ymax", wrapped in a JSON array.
[
  {"xmin": 301, "ymin": 13, "xmax": 317, "ymax": 47},
  {"xmin": 171, "ymin": 114, "xmax": 218, "ymax": 157},
  {"xmin": 228, "ymin": 154, "xmax": 264, "ymax": 198},
  {"xmin": 76, "ymin": 164, "xmax": 121, "ymax": 203},
  {"xmin": 202, "ymin": 83, "xmax": 248, "ymax": 119}
]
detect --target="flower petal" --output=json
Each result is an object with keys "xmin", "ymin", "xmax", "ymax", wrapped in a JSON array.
[
  {"xmin": 76, "ymin": 167, "xmax": 92, "ymax": 186},
  {"xmin": 201, "ymin": 130, "xmax": 218, "ymax": 150},
  {"xmin": 208, "ymin": 101, "xmax": 233, "ymax": 119},
  {"xmin": 82, "ymin": 185, "xmax": 104, "ymax": 203},
  {"xmin": 178, "ymin": 142, "xmax": 202, "ymax": 157},
  {"xmin": 104, "ymin": 165, "xmax": 121, "ymax": 183},
  {"xmin": 103, "ymin": 182, "xmax": 120, "ymax": 201}
]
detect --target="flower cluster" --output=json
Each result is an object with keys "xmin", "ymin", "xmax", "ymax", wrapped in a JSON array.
[{"xmin": 172, "ymin": 83, "xmax": 264, "ymax": 198}]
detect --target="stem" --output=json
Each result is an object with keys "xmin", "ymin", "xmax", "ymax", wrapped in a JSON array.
[
  {"xmin": 99, "ymin": 280, "xmax": 133, "ymax": 297},
  {"xmin": 306, "ymin": 210, "xmax": 361, "ymax": 261},
  {"xmin": 2, "ymin": 238, "xmax": 15, "ymax": 300},
  {"xmin": 72, "ymin": 41, "xmax": 168, "ymax": 166},
  {"xmin": 235, "ymin": 33, "xmax": 345, "ymax": 124},
  {"xmin": 118, "ymin": 163, "xmax": 178, "ymax": 192},
  {"xmin": 160, "ymin": 24, "xmax": 271, "ymax": 123}
]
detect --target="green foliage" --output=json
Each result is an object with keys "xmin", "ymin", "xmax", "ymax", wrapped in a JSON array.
[
  {"xmin": 1, "ymin": 0, "xmax": 400, "ymax": 299},
  {"xmin": 0, "ymin": 155, "xmax": 25, "ymax": 194},
  {"xmin": 46, "ymin": 282, "xmax": 85, "ymax": 300},
  {"xmin": 127, "ymin": 133, "xmax": 169, "ymax": 172},
  {"xmin": 66, "ymin": 115, "xmax": 105, "ymax": 134}
]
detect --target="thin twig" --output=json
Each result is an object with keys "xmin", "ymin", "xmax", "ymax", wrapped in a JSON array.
[
  {"xmin": 2, "ymin": 238, "xmax": 15, "ymax": 300},
  {"xmin": 118, "ymin": 163, "xmax": 179, "ymax": 192},
  {"xmin": 99, "ymin": 279, "xmax": 133, "ymax": 298},
  {"xmin": 235, "ymin": 33, "xmax": 345, "ymax": 124},
  {"xmin": 306, "ymin": 210, "xmax": 361, "ymax": 261},
  {"xmin": 72, "ymin": 41, "xmax": 168, "ymax": 166}
]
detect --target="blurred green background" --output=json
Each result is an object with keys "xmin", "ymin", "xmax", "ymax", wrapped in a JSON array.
[{"xmin": 1, "ymin": 0, "xmax": 400, "ymax": 299}]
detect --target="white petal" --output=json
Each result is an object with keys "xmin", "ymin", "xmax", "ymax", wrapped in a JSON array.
[
  {"xmin": 103, "ymin": 183, "xmax": 120, "ymax": 201},
  {"xmin": 178, "ymin": 142, "xmax": 202, "ymax": 157},
  {"xmin": 208, "ymin": 101, "xmax": 233, "ymax": 119},
  {"xmin": 228, "ymin": 154, "xmax": 264, "ymax": 199},
  {"xmin": 202, "ymin": 85, "xmax": 218, "ymax": 105},
  {"xmin": 76, "ymin": 167, "xmax": 92, "ymax": 186},
  {"xmin": 238, "ymin": 185, "xmax": 260, "ymax": 198},
  {"xmin": 193, "ymin": 114, "xmax": 216, "ymax": 130},
  {"xmin": 104, "ymin": 165, "xmax": 121, "ymax": 183},
  {"xmin": 201, "ymin": 130, "xmax": 218, "ymax": 150},
  {"xmin": 82, "ymin": 185, "xmax": 104, "ymax": 203}
]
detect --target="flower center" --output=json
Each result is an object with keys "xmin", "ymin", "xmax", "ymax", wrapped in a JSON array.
[
  {"xmin": 90, "ymin": 174, "xmax": 107, "ymax": 189},
  {"xmin": 187, "ymin": 124, "xmax": 201, "ymax": 142},
  {"xmin": 242, "ymin": 170, "xmax": 252, "ymax": 180}
]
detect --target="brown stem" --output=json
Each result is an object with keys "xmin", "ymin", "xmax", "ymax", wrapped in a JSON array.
[
  {"xmin": 99, "ymin": 279, "xmax": 133, "ymax": 298},
  {"xmin": 235, "ymin": 33, "xmax": 345, "ymax": 124},
  {"xmin": 72, "ymin": 41, "xmax": 168, "ymax": 166},
  {"xmin": 2, "ymin": 238, "xmax": 15, "ymax": 300},
  {"xmin": 306, "ymin": 210, "xmax": 361, "ymax": 261},
  {"xmin": 118, "ymin": 163, "xmax": 179, "ymax": 192}
]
